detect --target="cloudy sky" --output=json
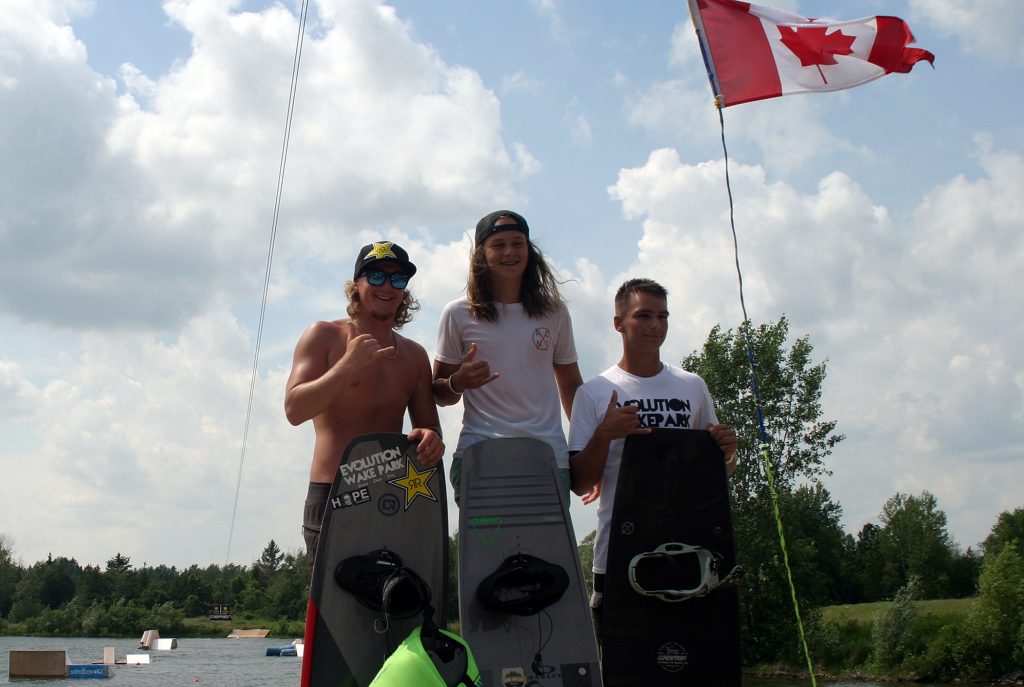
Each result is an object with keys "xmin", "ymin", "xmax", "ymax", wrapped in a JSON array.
[{"xmin": 1, "ymin": 0, "xmax": 1021, "ymax": 570}]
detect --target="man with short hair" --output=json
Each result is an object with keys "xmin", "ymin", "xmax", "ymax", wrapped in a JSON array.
[
  {"xmin": 286, "ymin": 241, "xmax": 444, "ymax": 557},
  {"xmin": 567, "ymin": 277, "xmax": 737, "ymax": 642}
]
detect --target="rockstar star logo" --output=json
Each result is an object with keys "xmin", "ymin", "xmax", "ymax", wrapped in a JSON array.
[
  {"xmin": 364, "ymin": 241, "xmax": 397, "ymax": 261},
  {"xmin": 387, "ymin": 461, "xmax": 438, "ymax": 510}
]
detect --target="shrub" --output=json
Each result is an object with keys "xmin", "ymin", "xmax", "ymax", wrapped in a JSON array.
[
  {"xmin": 964, "ymin": 542, "xmax": 1024, "ymax": 677},
  {"xmin": 870, "ymin": 577, "xmax": 919, "ymax": 670}
]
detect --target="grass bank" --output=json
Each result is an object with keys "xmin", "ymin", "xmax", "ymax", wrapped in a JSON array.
[{"xmin": 822, "ymin": 597, "xmax": 974, "ymax": 625}]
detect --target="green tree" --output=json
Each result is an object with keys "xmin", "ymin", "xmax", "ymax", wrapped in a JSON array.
[
  {"xmin": 9, "ymin": 556, "xmax": 80, "ymax": 621},
  {"xmin": 447, "ymin": 534, "xmax": 459, "ymax": 625},
  {"xmin": 971, "ymin": 542, "xmax": 1024, "ymax": 672},
  {"xmin": 982, "ymin": 507, "xmax": 1024, "ymax": 560},
  {"xmin": 682, "ymin": 317, "xmax": 844, "ymax": 498},
  {"xmin": 106, "ymin": 553, "xmax": 131, "ymax": 573},
  {"xmin": 851, "ymin": 523, "xmax": 888, "ymax": 601},
  {"xmin": 264, "ymin": 550, "xmax": 310, "ymax": 620},
  {"xmin": 774, "ymin": 484, "xmax": 850, "ymax": 607},
  {"xmin": 75, "ymin": 565, "xmax": 110, "ymax": 607},
  {"xmin": 877, "ymin": 491, "xmax": 956, "ymax": 599},
  {"xmin": 871, "ymin": 576, "xmax": 920, "ymax": 670},
  {"xmin": 682, "ymin": 316, "xmax": 845, "ymax": 665},
  {"xmin": 171, "ymin": 565, "xmax": 212, "ymax": 614},
  {"xmin": 258, "ymin": 540, "xmax": 284, "ymax": 576},
  {"xmin": 0, "ymin": 534, "xmax": 23, "ymax": 618},
  {"xmin": 928, "ymin": 540, "xmax": 1024, "ymax": 680},
  {"xmin": 104, "ymin": 552, "xmax": 145, "ymax": 603},
  {"xmin": 38, "ymin": 557, "xmax": 80, "ymax": 609},
  {"xmin": 578, "ymin": 530, "xmax": 595, "ymax": 595},
  {"xmin": 947, "ymin": 546, "xmax": 981, "ymax": 598},
  {"xmin": 9, "ymin": 571, "xmax": 44, "ymax": 623}
]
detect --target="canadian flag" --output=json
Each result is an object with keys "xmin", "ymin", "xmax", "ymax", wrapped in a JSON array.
[{"xmin": 689, "ymin": 0, "xmax": 935, "ymax": 107}]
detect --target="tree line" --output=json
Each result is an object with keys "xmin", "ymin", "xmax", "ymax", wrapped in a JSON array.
[{"xmin": 2, "ymin": 317, "xmax": 1022, "ymax": 680}]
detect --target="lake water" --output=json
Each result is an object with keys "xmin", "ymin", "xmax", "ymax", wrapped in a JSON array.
[
  {"xmin": 1, "ymin": 637, "xmax": 300, "ymax": 686},
  {"xmin": 0, "ymin": 636, "xmax": 950, "ymax": 686}
]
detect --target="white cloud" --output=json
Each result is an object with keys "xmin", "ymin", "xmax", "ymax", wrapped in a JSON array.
[
  {"xmin": 0, "ymin": 358, "xmax": 40, "ymax": 417},
  {"xmin": 1, "ymin": 0, "xmax": 529, "ymax": 331},
  {"xmin": 566, "ymin": 111, "xmax": 593, "ymax": 149},
  {"xmin": 528, "ymin": 0, "xmax": 572, "ymax": 43},
  {"xmin": 0, "ymin": 304, "xmax": 310, "ymax": 566},
  {"xmin": 500, "ymin": 70, "xmax": 542, "ymax": 95},
  {"xmin": 910, "ymin": 0, "xmax": 1024, "ymax": 63}
]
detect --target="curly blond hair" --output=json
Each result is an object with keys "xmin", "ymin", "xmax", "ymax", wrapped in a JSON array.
[{"xmin": 344, "ymin": 281, "xmax": 420, "ymax": 329}]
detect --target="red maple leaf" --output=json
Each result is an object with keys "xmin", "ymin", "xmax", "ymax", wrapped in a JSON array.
[{"xmin": 778, "ymin": 25, "xmax": 856, "ymax": 84}]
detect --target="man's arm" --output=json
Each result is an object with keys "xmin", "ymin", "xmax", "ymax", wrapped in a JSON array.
[
  {"xmin": 284, "ymin": 323, "xmax": 390, "ymax": 426},
  {"xmin": 569, "ymin": 390, "xmax": 650, "ymax": 495},
  {"xmin": 431, "ymin": 360, "xmax": 463, "ymax": 407},
  {"xmin": 431, "ymin": 342, "xmax": 500, "ymax": 406},
  {"xmin": 407, "ymin": 349, "xmax": 444, "ymax": 466},
  {"xmin": 553, "ymin": 361, "xmax": 583, "ymax": 419},
  {"xmin": 707, "ymin": 423, "xmax": 738, "ymax": 476}
]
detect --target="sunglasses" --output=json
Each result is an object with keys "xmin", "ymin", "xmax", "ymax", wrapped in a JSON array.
[{"xmin": 362, "ymin": 270, "xmax": 411, "ymax": 289}]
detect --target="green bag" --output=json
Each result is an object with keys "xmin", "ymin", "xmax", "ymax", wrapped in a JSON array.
[{"xmin": 369, "ymin": 626, "xmax": 481, "ymax": 687}]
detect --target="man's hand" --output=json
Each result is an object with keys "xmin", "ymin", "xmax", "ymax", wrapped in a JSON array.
[
  {"xmin": 340, "ymin": 333, "xmax": 396, "ymax": 372},
  {"xmin": 707, "ymin": 423, "xmax": 738, "ymax": 470},
  {"xmin": 597, "ymin": 390, "xmax": 651, "ymax": 442},
  {"xmin": 450, "ymin": 342, "xmax": 500, "ymax": 392},
  {"xmin": 408, "ymin": 428, "xmax": 444, "ymax": 466}
]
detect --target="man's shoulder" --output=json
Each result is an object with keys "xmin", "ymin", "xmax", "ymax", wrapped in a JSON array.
[
  {"xmin": 441, "ymin": 296, "xmax": 469, "ymax": 310},
  {"xmin": 305, "ymin": 318, "xmax": 349, "ymax": 339},
  {"xmin": 579, "ymin": 366, "xmax": 623, "ymax": 392},
  {"xmin": 437, "ymin": 296, "xmax": 470, "ymax": 321},
  {"xmin": 396, "ymin": 331, "xmax": 428, "ymax": 357},
  {"xmin": 663, "ymin": 363, "xmax": 708, "ymax": 385}
]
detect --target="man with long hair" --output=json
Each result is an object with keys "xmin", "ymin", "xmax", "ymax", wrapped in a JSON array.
[
  {"xmin": 432, "ymin": 211, "xmax": 583, "ymax": 501},
  {"xmin": 285, "ymin": 241, "xmax": 444, "ymax": 557}
]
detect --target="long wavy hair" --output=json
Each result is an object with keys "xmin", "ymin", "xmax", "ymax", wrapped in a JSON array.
[
  {"xmin": 344, "ymin": 281, "xmax": 419, "ymax": 329},
  {"xmin": 467, "ymin": 240, "xmax": 565, "ymax": 321}
]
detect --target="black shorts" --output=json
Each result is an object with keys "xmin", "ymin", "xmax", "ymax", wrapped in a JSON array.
[{"xmin": 302, "ymin": 482, "xmax": 331, "ymax": 559}]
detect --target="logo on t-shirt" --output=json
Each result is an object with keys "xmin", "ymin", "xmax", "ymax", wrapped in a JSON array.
[
  {"xmin": 619, "ymin": 397, "xmax": 692, "ymax": 428},
  {"xmin": 532, "ymin": 327, "xmax": 551, "ymax": 350}
]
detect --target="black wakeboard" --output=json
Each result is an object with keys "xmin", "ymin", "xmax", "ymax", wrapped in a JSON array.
[{"xmin": 601, "ymin": 429, "xmax": 741, "ymax": 686}]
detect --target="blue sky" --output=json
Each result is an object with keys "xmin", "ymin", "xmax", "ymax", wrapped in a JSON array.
[{"xmin": 1, "ymin": 0, "xmax": 1021, "ymax": 569}]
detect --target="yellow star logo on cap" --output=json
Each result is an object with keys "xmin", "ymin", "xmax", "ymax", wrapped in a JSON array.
[
  {"xmin": 365, "ymin": 241, "xmax": 397, "ymax": 261},
  {"xmin": 387, "ymin": 461, "xmax": 438, "ymax": 510}
]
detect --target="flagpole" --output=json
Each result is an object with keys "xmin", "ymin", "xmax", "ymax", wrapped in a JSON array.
[
  {"xmin": 687, "ymin": 0, "xmax": 725, "ymax": 108},
  {"xmin": 688, "ymin": 2, "xmax": 818, "ymax": 684}
]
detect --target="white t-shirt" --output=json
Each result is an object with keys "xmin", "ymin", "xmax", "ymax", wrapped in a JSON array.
[
  {"xmin": 435, "ymin": 297, "xmax": 578, "ymax": 468},
  {"xmin": 567, "ymin": 363, "xmax": 720, "ymax": 573}
]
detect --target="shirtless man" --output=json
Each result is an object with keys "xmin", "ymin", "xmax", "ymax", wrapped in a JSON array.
[{"xmin": 285, "ymin": 241, "xmax": 444, "ymax": 557}]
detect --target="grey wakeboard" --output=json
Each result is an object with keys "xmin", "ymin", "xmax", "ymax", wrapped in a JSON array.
[
  {"xmin": 602, "ymin": 429, "xmax": 742, "ymax": 686},
  {"xmin": 458, "ymin": 437, "xmax": 601, "ymax": 687},
  {"xmin": 301, "ymin": 433, "xmax": 448, "ymax": 687}
]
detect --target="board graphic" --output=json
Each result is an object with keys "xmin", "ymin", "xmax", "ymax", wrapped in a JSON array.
[{"xmin": 301, "ymin": 433, "xmax": 448, "ymax": 687}]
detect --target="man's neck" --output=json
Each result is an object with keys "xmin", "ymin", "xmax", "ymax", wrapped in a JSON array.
[
  {"xmin": 352, "ymin": 314, "xmax": 396, "ymax": 341},
  {"xmin": 490, "ymin": 276, "xmax": 521, "ymax": 304},
  {"xmin": 618, "ymin": 351, "xmax": 663, "ymax": 378}
]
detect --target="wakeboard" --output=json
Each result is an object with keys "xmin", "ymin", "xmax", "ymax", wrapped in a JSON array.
[
  {"xmin": 601, "ymin": 428, "xmax": 742, "ymax": 686},
  {"xmin": 301, "ymin": 433, "xmax": 448, "ymax": 687},
  {"xmin": 458, "ymin": 437, "xmax": 602, "ymax": 687}
]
